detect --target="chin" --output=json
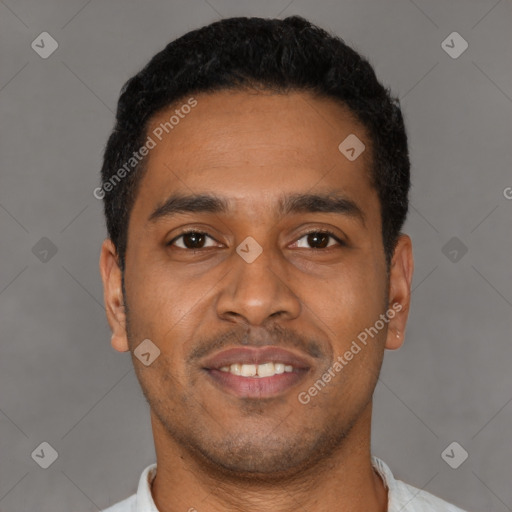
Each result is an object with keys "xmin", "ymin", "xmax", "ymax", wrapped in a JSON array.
[{"xmin": 187, "ymin": 428, "xmax": 334, "ymax": 480}]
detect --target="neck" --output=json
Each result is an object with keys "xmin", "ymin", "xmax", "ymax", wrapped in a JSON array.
[{"xmin": 149, "ymin": 404, "xmax": 388, "ymax": 512}]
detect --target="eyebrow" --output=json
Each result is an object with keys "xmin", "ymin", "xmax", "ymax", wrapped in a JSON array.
[
  {"xmin": 148, "ymin": 192, "xmax": 366, "ymax": 226},
  {"xmin": 280, "ymin": 193, "xmax": 366, "ymax": 226}
]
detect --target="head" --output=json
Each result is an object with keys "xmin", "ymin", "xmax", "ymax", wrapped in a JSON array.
[{"xmin": 99, "ymin": 16, "xmax": 413, "ymax": 479}]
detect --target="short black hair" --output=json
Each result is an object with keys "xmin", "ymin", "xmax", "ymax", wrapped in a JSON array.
[{"xmin": 100, "ymin": 15, "xmax": 410, "ymax": 271}]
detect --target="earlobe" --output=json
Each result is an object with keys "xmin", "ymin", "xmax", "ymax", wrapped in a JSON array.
[
  {"xmin": 111, "ymin": 332, "xmax": 129, "ymax": 353},
  {"xmin": 99, "ymin": 239, "xmax": 130, "ymax": 353},
  {"xmin": 386, "ymin": 326, "xmax": 404, "ymax": 351},
  {"xmin": 384, "ymin": 234, "xmax": 414, "ymax": 351}
]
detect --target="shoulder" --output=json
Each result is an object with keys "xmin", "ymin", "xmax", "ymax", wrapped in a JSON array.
[
  {"xmin": 372, "ymin": 456, "xmax": 468, "ymax": 512},
  {"xmin": 393, "ymin": 478, "xmax": 468, "ymax": 511},
  {"xmin": 101, "ymin": 494, "xmax": 136, "ymax": 512},
  {"xmin": 100, "ymin": 462, "xmax": 157, "ymax": 512}
]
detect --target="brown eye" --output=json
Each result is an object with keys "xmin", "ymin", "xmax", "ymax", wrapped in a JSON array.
[
  {"xmin": 169, "ymin": 232, "xmax": 217, "ymax": 249},
  {"xmin": 295, "ymin": 231, "xmax": 343, "ymax": 249},
  {"xmin": 307, "ymin": 232, "xmax": 330, "ymax": 248}
]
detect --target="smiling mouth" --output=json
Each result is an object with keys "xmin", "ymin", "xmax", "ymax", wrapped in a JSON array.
[
  {"xmin": 205, "ymin": 367, "xmax": 309, "ymax": 398},
  {"xmin": 218, "ymin": 362, "xmax": 297, "ymax": 377},
  {"xmin": 202, "ymin": 346, "xmax": 312, "ymax": 398}
]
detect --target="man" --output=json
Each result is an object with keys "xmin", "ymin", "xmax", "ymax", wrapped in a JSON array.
[{"xmin": 98, "ymin": 15, "xmax": 467, "ymax": 512}]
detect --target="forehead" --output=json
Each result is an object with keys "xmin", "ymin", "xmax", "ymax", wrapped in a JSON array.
[{"xmin": 133, "ymin": 90, "xmax": 376, "ymax": 220}]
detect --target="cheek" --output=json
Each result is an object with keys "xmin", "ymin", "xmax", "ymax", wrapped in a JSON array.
[
  {"xmin": 126, "ymin": 260, "xmax": 199, "ymax": 323},
  {"xmin": 298, "ymin": 258, "xmax": 386, "ymax": 340},
  {"xmin": 124, "ymin": 261, "xmax": 218, "ymax": 369}
]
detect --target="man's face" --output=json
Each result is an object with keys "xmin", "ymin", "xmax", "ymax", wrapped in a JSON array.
[{"xmin": 101, "ymin": 90, "xmax": 411, "ymax": 477}]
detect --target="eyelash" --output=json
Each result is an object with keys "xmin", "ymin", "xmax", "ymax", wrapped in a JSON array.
[{"xmin": 167, "ymin": 229, "xmax": 345, "ymax": 250}]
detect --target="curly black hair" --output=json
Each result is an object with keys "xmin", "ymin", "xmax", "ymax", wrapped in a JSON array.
[{"xmin": 99, "ymin": 15, "xmax": 410, "ymax": 271}]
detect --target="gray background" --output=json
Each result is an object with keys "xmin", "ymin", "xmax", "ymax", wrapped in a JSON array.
[{"xmin": 0, "ymin": 0, "xmax": 511, "ymax": 511}]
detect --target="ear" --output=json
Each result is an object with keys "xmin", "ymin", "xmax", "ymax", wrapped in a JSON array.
[
  {"xmin": 384, "ymin": 234, "xmax": 414, "ymax": 350},
  {"xmin": 99, "ymin": 239, "xmax": 129, "ymax": 352}
]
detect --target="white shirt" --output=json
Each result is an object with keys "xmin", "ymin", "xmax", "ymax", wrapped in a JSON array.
[{"xmin": 102, "ymin": 456, "xmax": 467, "ymax": 512}]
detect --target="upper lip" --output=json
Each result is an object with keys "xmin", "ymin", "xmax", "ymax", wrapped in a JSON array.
[{"xmin": 202, "ymin": 346, "xmax": 312, "ymax": 370}]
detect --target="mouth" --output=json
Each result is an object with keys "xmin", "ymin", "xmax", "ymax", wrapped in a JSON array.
[{"xmin": 202, "ymin": 346, "xmax": 311, "ymax": 399}]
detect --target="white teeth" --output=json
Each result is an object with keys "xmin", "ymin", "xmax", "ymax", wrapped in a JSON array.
[
  {"xmin": 274, "ymin": 363, "xmax": 285, "ymax": 374},
  {"xmin": 257, "ymin": 362, "xmax": 275, "ymax": 377},
  {"xmin": 240, "ymin": 364, "xmax": 257, "ymax": 377},
  {"xmin": 230, "ymin": 363, "xmax": 242, "ymax": 375},
  {"xmin": 218, "ymin": 362, "xmax": 295, "ymax": 377}
]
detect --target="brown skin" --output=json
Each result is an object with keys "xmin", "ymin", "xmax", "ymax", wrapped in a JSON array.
[{"xmin": 100, "ymin": 90, "xmax": 413, "ymax": 512}]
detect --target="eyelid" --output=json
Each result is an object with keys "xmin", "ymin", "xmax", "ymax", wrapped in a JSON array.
[
  {"xmin": 167, "ymin": 228, "xmax": 345, "ymax": 249},
  {"xmin": 292, "ymin": 229, "xmax": 345, "ymax": 248},
  {"xmin": 167, "ymin": 230, "xmax": 221, "ymax": 248}
]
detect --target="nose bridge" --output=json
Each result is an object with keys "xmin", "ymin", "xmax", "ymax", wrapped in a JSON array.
[{"xmin": 216, "ymin": 240, "xmax": 301, "ymax": 325}]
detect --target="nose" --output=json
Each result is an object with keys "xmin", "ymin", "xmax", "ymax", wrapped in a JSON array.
[{"xmin": 215, "ymin": 244, "xmax": 302, "ymax": 326}]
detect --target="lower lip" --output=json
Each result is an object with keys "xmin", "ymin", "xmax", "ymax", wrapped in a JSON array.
[{"xmin": 205, "ymin": 368, "xmax": 309, "ymax": 398}]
